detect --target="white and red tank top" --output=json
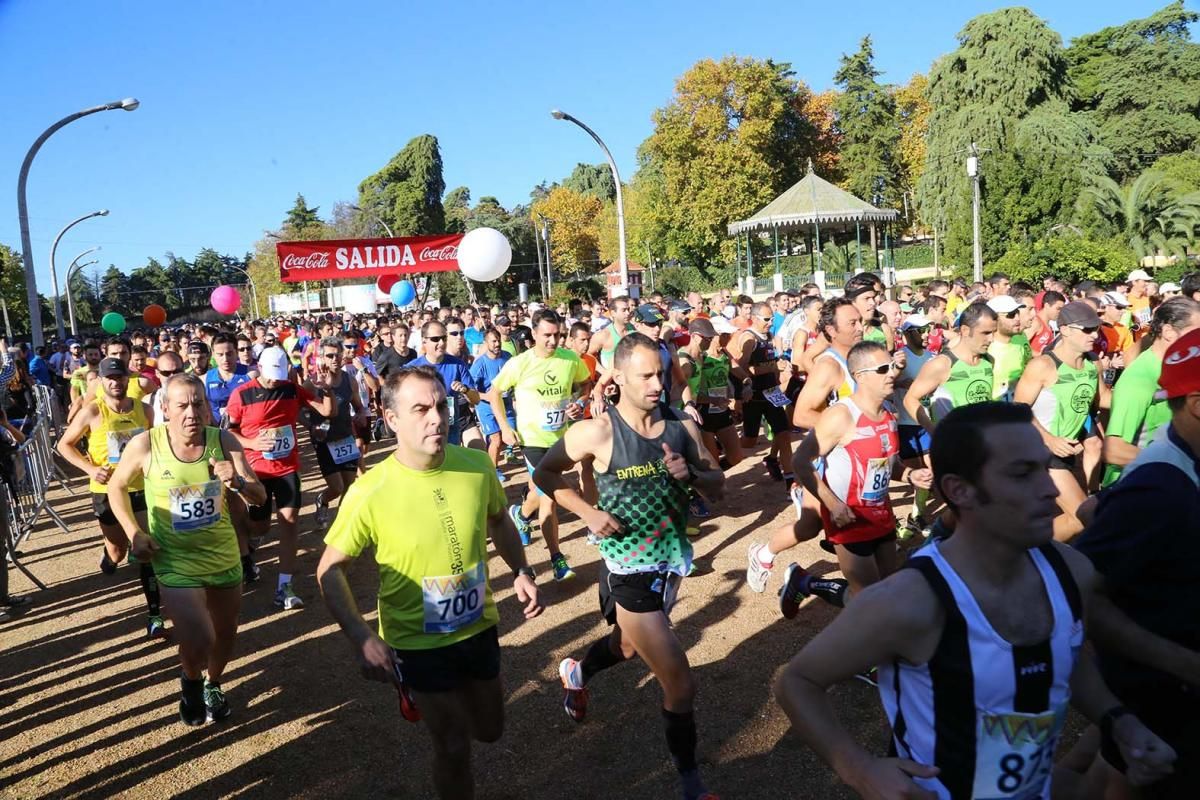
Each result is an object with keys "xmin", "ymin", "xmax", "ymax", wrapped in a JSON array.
[{"xmin": 821, "ymin": 397, "xmax": 900, "ymax": 543}]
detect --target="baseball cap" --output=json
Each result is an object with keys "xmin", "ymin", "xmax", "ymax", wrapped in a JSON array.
[
  {"xmin": 1161, "ymin": 282, "xmax": 1182, "ymax": 293},
  {"xmin": 495, "ymin": 315, "xmax": 512, "ymax": 326},
  {"xmin": 900, "ymin": 313, "xmax": 933, "ymax": 331},
  {"xmin": 668, "ymin": 299, "xmax": 692, "ymax": 313},
  {"xmin": 986, "ymin": 296, "xmax": 1021, "ymax": 314},
  {"xmin": 1101, "ymin": 291, "xmax": 1130, "ymax": 308},
  {"xmin": 1057, "ymin": 302, "xmax": 1102, "ymax": 329},
  {"xmin": 633, "ymin": 304, "xmax": 665, "ymax": 325},
  {"xmin": 687, "ymin": 318, "xmax": 717, "ymax": 339},
  {"xmin": 187, "ymin": 341, "xmax": 209, "ymax": 354},
  {"xmin": 98, "ymin": 357, "xmax": 129, "ymax": 378},
  {"xmin": 1127, "ymin": 269, "xmax": 1153, "ymax": 282},
  {"xmin": 258, "ymin": 346, "xmax": 290, "ymax": 381},
  {"xmin": 1159, "ymin": 328, "xmax": 1200, "ymax": 398}
]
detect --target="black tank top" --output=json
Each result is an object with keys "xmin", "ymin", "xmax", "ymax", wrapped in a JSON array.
[{"xmin": 747, "ymin": 331, "xmax": 780, "ymax": 392}]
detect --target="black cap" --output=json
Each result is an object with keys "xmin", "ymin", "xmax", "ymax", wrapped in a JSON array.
[
  {"xmin": 187, "ymin": 341, "xmax": 209, "ymax": 354},
  {"xmin": 687, "ymin": 318, "xmax": 717, "ymax": 338},
  {"xmin": 634, "ymin": 304, "xmax": 665, "ymax": 325},
  {"xmin": 98, "ymin": 357, "xmax": 129, "ymax": 378},
  {"xmin": 1057, "ymin": 302, "xmax": 1102, "ymax": 329},
  {"xmin": 667, "ymin": 299, "xmax": 691, "ymax": 313}
]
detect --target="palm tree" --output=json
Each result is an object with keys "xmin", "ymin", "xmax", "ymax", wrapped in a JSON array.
[{"xmin": 1082, "ymin": 171, "xmax": 1200, "ymax": 261}]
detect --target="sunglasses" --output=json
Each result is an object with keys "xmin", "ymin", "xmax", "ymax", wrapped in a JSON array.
[
  {"xmin": 237, "ymin": 346, "xmax": 251, "ymax": 352},
  {"xmin": 342, "ymin": 343, "xmax": 357, "ymax": 349},
  {"xmin": 446, "ymin": 331, "xmax": 463, "ymax": 337},
  {"xmin": 322, "ymin": 352, "xmax": 340, "ymax": 358},
  {"xmin": 158, "ymin": 368, "xmax": 182, "ymax": 377},
  {"xmin": 854, "ymin": 361, "xmax": 899, "ymax": 376},
  {"xmin": 1070, "ymin": 325, "xmax": 1100, "ymax": 335},
  {"xmin": 425, "ymin": 336, "xmax": 446, "ymax": 343},
  {"xmin": 1000, "ymin": 310, "xmax": 1020, "ymax": 319}
]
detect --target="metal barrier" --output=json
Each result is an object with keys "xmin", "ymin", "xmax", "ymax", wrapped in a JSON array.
[{"xmin": 4, "ymin": 384, "xmax": 74, "ymax": 590}]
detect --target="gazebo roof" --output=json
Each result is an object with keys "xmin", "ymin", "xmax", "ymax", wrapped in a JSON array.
[{"xmin": 727, "ymin": 160, "xmax": 899, "ymax": 235}]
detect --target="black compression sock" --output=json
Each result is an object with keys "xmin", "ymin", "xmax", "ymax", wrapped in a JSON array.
[
  {"xmin": 139, "ymin": 562, "xmax": 161, "ymax": 616},
  {"xmin": 581, "ymin": 635, "xmax": 625, "ymax": 683},
  {"xmin": 806, "ymin": 577, "xmax": 849, "ymax": 608},
  {"xmin": 662, "ymin": 707, "xmax": 698, "ymax": 773},
  {"xmin": 718, "ymin": 456, "xmax": 732, "ymax": 471}
]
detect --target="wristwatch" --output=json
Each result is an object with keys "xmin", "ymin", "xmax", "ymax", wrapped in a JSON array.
[
  {"xmin": 230, "ymin": 474, "xmax": 246, "ymax": 493},
  {"xmin": 514, "ymin": 566, "xmax": 536, "ymax": 580}
]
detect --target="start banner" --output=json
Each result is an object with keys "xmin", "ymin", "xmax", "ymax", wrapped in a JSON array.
[{"xmin": 276, "ymin": 234, "xmax": 462, "ymax": 283}]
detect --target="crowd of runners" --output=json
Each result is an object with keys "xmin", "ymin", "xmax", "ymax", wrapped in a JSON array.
[{"xmin": 2, "ymin": 266, "xmax": 1198, "ymax": 799}]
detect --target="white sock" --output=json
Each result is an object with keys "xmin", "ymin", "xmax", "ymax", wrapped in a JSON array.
[
  {"xmin": 758, "ymin": 546, "xmax": 777, "ymax": 566},
  {"xmin": 278, "ymin": 573, "xmax": 292, "ymax": 590}
]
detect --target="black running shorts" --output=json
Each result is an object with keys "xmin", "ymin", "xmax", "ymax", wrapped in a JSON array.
[
  {"xmin": 742, "ymin": 400, "xmax": 789, "ymax": 440},
  {"xmin": 313, "ymin": 439, "xmax": 359, "ymax": 477},
  {"xmin": 836, "ymin": 531, "xmax": 897, "ymax": 558},
  {"xmin": 392, "ymin": 625, "xmax": 501, "ymax": 693},
  {"xmin": 598, "ymin": 562, "xmax": 682, "ymax": 625},
  {"xmin": 700, "ymin": 408, "xmax": 733, "ymax": 434},
  {"xmin": 247, "ymin": 472, "xmax": 302, "ymax": 521},
  {"xmin": 92, "ymin": 490, "xmax": 146, "ymax": 526}
]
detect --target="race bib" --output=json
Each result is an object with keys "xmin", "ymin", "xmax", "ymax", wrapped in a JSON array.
[
  {"xmin": 763, "ymin": 386, "xmax": 790, "ymax": 408},
  {"xmin": 861, "ymin": 457, "xmax": 891, "ymax": 504},
  {"xmin": 540, "ymin": 399, "xmax": 568, "ymax": 432},
  {"xmin": 707, "ymin": 386, "xmax": 728, "ymax": 400},
  {"xmin": 168, "ymin": 480, "xmax": 224, "ymax": 532},
  {"xmin": 261, "ymin": 426, "xmax": 295, "ymax": 461},
  {"xmin": 106, "ymin": 426, "xmax": 144, "ymax": 463},
  {"xmin": 421, "ymin": 562, "xmax": 486, "ymax": 633},
  {"xmin": 326, "ymin": 435, "xmax": 360, "ymax": 465},
  {"xmin": 974, "ymin": 708, "xmax": 1063, "ymax": 799}
]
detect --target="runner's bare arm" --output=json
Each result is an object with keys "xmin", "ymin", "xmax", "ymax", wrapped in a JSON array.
[
  {"xmin": 217, "ymin": 430, "xmax": 267, "ymax": 506},
  {"xmin": 796, "ymin": 335, "xmax": 829, "ymax": 375},
  {"xmin": 775, "ymin": 571, "xmax": 943, "ymax": 797},
  {"xmin": 303, "ymin": 384, "xmax": 336, "ymax": 418},
  {"xmin": 56, "ymin": 402, "xmax": 106, "ymax": 479},
  {"xmin": 533, "ymin": 421, "xmax": 623, "ymax": 538},
  {"xmin": 316, "ymin": 544, "xmax": 399, "ymax": 685},
  {"xmin": 486, "ymin": 509, "xmax": 544, "ymax": 619},
  {"xmin": 792, "ymin": 406, "xmax": 854, "ymax": 524},
  {"xmin": 903, "ymin": 355, "xmax": 950, "ymax": 435},
  {"xmin": 791, "ymin": 358, "xmax": 840, "ymax": 430},
  {"xmin": 679, "ymin": 418, "xmax": 723, "ymax": 498},
  {"xmin": 107, "ymin": 432, "xmax": 154, "ymax": 557}
]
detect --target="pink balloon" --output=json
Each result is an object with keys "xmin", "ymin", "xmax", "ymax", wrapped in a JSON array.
[{"xmin": 211, "ymin": 285, "xmax": 242, "ymax": 315}]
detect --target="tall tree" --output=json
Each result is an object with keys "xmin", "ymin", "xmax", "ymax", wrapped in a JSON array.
[
  {"xmin": 284, "ymin": 194, "xmax": 321, "ymax": 230},
  {"xmin": 530, "ymin": 187, "xmax": 603, "ymax": 276},
  {"xmin": 358, "ymin": 134, "xmax": 446, "ymax": 236},
  {"xmin": 643, "ymin": 56, "xmax": 825, "ymax": 264},
  {"xmin": 917, "ymin": 8, "xmax": 1110, "ymax": 264},
  {"xmin": 563, "ymin": 163, "xmax": 616, "ymax": 201},
  {"xmin": 0, "ymin": 244, "xmax": 31, "ymax": 334},
  {"xmin": 99, "ymin": 265, "xmax": 126, "ymax": 311},
  {"xmin": 443, "ymin": 186, "xmax": 472, "ymax": 233},
  {"xmin": 799, "ymin": 89, "xmax": 843, "ymax": 179},
  {"xmin": 1081, "ymin": 170, "xmax": 1200, "ymax": 260},
  {"xmin": 833, "ymin": 36, "xmax": 901, "ymax": 207},
  {"xmin": 894, "ymin": 73, "xmax": 931, "ymax": 227}
]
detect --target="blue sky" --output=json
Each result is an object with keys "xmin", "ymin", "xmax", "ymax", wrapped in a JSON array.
[{"xmin": 0, "ymin": 0, "xmax": 1181, "ymax": 290}]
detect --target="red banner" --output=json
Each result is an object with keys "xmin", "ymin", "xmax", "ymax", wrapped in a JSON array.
[{"xmin": 276, "ymin": 234, "xmax": 463, "ymax": 283}]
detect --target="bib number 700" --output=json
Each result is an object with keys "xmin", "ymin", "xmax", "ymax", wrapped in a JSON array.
[{"xmin": 437, "ymin": 586, "xmax": 481, "ymax": 621}]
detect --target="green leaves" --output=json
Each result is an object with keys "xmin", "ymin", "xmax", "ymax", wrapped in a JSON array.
[{"xmin": 357, "ymin": 134, "xmax": 446, "ymax": 237}]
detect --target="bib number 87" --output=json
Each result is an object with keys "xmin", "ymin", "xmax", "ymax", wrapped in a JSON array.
[
  {"xmin": 995, "ymin": 747, "xmax": 1049, "ymax": 795},
  {"xmin": 437, "ymin": 587, "xmax": 481, "ymax": 620}
]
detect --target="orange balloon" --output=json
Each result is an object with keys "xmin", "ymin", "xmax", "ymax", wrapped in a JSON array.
[{"xmin": 143, "ymin": 304, "xmax": 167, "ymax": 327}]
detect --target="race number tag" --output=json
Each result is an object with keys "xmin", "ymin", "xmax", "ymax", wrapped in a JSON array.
[
  {"xmin": 707, "ymin": 386, "xmax": 728, "ymax": 402},
  {"xmin": 261, "ymin": 426, "xmax": 295, "ymax": 461},
  {"xmin": 326, "ymin": 435, "xmax": 360, "ymax": 465},
  {"xmin": 861, "ymin": 457, "xmax": 891, "ymax": 504},
  {"xmin": 421, "ymin": 562, "xmax": 486, "ymax": 633},
  {"xmin": 168, "ymin": 480, "xmax": 224, "ymax": 532},
  {"xmin": 763, "ymin": 387, "xmax": 790, "ymax": 408},
  {"xmin": 974, "ymin": 708, "xmax": 1063, "ymax": 799},
  {"xmin": 106, "ymin": 426, "xmax": 144, "ymax": 463},
  {"xmin": 540, "ymin": 400, "xmax": 568, "ymax": 432}
]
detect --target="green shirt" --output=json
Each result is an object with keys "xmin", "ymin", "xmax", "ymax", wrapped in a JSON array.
[
  {"xmin": 1102, "ymin": 348, "xmax": 1170, "ymax": 486},
  {"xmin": 930, "ymin": 352, "xmax": 994, "ymax": 422},
  {"xmin": 491, "ymin": 348, "xmax": 592, "ymax": 448},
  {"xmin": 864, "ymin": 326, "xmax": 888, "ymax": 345},
  {"xmin": 988, "ymin": 334, "xmax": 1033, "ymax": 400},
  {"xmin": 1032, "ymin": 353, "xmax": 1097, "ymax": 439}
]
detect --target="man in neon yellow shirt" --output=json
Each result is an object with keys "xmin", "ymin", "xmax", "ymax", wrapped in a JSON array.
[
  {"xmin": 317, "ymin": 365, "xmax": 542, "ymax": 800},
  {"xmin": 485, "ymin": 309, "xmax": 592, "ymax": 581}
]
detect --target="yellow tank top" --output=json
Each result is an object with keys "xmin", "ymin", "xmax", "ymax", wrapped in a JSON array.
[
  {"xmin": 87, "ymin": 397, "xmax": 148, "ymax": 493},
  {"xmin": 144, "ymin": 426, "xmax": 239, "ymax": 578}
]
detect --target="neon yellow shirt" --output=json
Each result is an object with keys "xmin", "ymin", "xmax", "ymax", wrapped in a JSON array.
[
  {"xmin": 491, "ymin": 347, "xmax": 591, "ymax": 448},
  {"xmin": 324, "ymin": 447, "xmax": 504, "ymax": 650},
  {"xmin": 87, "ymin": 397, "xmax": 147, "ymax": 493}
]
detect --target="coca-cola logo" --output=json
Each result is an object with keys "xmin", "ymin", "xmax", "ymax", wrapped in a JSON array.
[
  {"xmin": 281, "ymin": 252, "xmax": 330, "ymax": 270},
  {"xmin": 419, "ymin": 245, "xmax": 458, "ymax": 261}
]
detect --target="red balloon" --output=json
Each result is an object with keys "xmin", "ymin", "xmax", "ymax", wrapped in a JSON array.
[
  {"xmin": 143, "ymin": 304, "xmax": 167, "ymax": 327},
  {"xmin": 377, "ymin": 274, "xmax": 401, "ymax": 294}
]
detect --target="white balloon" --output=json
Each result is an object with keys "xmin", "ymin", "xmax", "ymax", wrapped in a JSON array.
[{"xmin": 457, "ymin": 227, "xmax": 512, "ymax": 282}]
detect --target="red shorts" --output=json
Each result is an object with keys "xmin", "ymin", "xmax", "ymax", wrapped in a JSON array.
[{"xmin": 820, "ymin": 506, "xmax": 896, "ymax": 545}]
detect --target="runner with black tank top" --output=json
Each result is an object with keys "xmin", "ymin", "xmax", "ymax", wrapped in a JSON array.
[
  {"xmin": 304, "ymin": 337, "xmax": 365, "ymax": 526},
  {"xmin": 774, "ymin": 402, "xmax": 1176, "ymax": 800},
  {"xmin": 533, "ymin": 332, "xmax": 724, "ymax": 800},
  {"xmin": 729, "ymin": 301, "xmax": 793, "ymax": 486}
]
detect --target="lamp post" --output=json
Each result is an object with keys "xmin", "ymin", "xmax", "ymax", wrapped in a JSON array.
[
  {"xmin": 550, "ymin": 109, "xmax": 628, "ymax": 296},
  {"xmin": 17, "ymin": 97, "xmax": 139, "ymax": 347},
  {"xmin": 49, "ymin": 209, "xmax": 108, "ymax": 341},
  {"xmin": 227, "ymin": 265, "xmax": 261, "ymax": 319},
  {"xmin": 348, "ymin": 204, "xmax": 395, "ymax": 238},
  {"xmin": 65, "ymin": 246, "xmax": 100, "ymax": 336}
]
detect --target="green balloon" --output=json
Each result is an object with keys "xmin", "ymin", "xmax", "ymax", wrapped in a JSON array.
[{"xmin": 101, "ymin": 312, "xmax": 126, "ymax": 335}]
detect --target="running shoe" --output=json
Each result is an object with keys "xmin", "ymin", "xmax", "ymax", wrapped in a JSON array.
[
  {"xmin": 274, "ymin": 583, "xmax": 304, "ymax": 610},
  {"xmin": 746, "ymin": 543, "xmax": 772, "ymax": 593},
  {"xmin": 778, "ymin": 562, "xmax": 811, "ymax": 620},
  {"xmin": 900, "ymin": 511, "xmax": 929, "ymax": 542},
  {"xmin": 763, "ymin": 455, "xmax": 783, "ymax": 481},
  {"xmin": 99, "ymin": 551, "xmax": 118, "ymax": 575},
  {"xmin": 688, "ymin": 494, "xmax": 711, "ymax": 519},
  {"xmin": 508, "ymin": 503, "xmax": 533, "ymax": 546},
  {"xmin": 146, "ymin": 615, "xmax": 167, "ymax": 639},
  {"xmin": 180, "ymin": 677, "xmax": 206, "ymax": 727},
  {"xmin": 204, "ymin": 679, "xmax": 232, "ymax": 722},
  {"xmin": 551, "ymin": 554, "xmax": 575, "ymax": 581},
  {"xmin": 394, "ymin": 664, "xmax": 422, "ymax": 722},
  {"xmin": 559, "ymin": 658, "xmax": 589, "ymax": 723},
  {"xmin": 242, "ymin": 556, "xmax": 261, "ymax": 584},
  {"xmin": 495, "ymin": 468, "xmax": 506, "ymax": 484},
  {"xmin": 314, "ymin": 493, "xmax": 331, "ymax": 527}
]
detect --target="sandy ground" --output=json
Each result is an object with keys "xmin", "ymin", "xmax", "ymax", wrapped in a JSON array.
[{"xmin": 1, "ymin": 435, "xmax": 1078, "ymax": 799}]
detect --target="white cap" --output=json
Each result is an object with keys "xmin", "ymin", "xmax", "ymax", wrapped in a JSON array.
[
  {"xmin": 258, "ymin": 346, "xmax": 290, "ymax": 381},
  {"xmin": 1161, "ymin": 282, "xmax": 1182, "ymax": 293},
  {"xmin": 711, "ymin": 316, "xmax": 737, "ymax": 335},
  {"xmin": 900, "ymin": 313, "xmax": 933, "ymax": 331},
  {"xmin": 1127, "ymin": 268, "xmax": 1152, "ymax": 282},
  {"xmin": 1101, "ymin": 291, "xmax": 1130, "ymax": 308},
  {"xmin": 986, "ymin": 295, "xmax": 1021, "ymax": 314}
]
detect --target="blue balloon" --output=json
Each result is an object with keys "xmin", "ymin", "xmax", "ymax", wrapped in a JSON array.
[{"xmin": 390, "ymin": 280, "xmax": 415, "ymax": 307}]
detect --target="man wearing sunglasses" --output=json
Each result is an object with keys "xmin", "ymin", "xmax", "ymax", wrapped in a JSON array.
[
  {"xmin": 780, "ymin": 340, "xmax": 932, "ymax": 618},
  {"xmin": 728, "ymin": 301, "xmax": 794, "ymax": 484},
  {"xmin": 986, "ymin": 295, "xmax": 1033, "ymax": 401},
  {"xmin": 1014, "ymin": 302, "xmax": 1110, "ymax": 542},
  {"xmin": 409, "ymin": 321, "xmax": 478, "ymax": 446}
]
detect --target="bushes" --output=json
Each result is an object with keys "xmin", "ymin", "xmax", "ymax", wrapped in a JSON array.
[{"xmin": 988, "ymin": 236, "xmax": 1136, "ymax": 285}]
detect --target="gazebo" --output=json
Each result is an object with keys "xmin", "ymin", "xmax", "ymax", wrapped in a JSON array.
[{"xmin": 727, "ymin": 159, "xmax": 899, "ymax": 292}]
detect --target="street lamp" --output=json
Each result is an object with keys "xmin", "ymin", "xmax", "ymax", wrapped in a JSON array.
[
  {"xmin": 65, "ymin": 247, "xmax": 100, "ymax": 336},
  {"xmin": 226, "ymin": 264, "xmax": 261, "ymax": 319},
  {"xmin": 550, "ymin": 109, "xmax": 628, "ymax": 296},
  {"xmin": 348, "ymin": 204, "xmax": 395, "ymax": 238},
  {"xmin": 17, "ymin": 97, "xmax": 139, "ymax": 347},
  {"xmin": 49, "ymin": 209, "xmax": 109, "ymax": 341}
]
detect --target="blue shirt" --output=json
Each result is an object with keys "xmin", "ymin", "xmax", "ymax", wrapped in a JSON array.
[
  {"xmin": 409, "ymin": 355, "xmax": 473, "ymax": 426},
  {"xmin": 770, "ymin": 311, "xmax": 786, "ymax": 338},
  {"xmin": 28, "ymin": 355, "xmax": 52, "ymax": 387},
  {"xmin": 204, "ymin": 364, "xmax": 252, "ymax": 418},
  {"xmin": 469, "ymin": 351, "xmax": 514, "ymax": 417},
  {"xmin": 464, "ymin": 327, "xmax": 486, "ymax": 357}
]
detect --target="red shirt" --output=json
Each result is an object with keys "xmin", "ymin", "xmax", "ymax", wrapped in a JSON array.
[
  {"xmin": 1030, "ymin": 321, "xmax": 1055, "ymax": 355},
  {"xmin": 225, "ymin": 379, "xmax": 316, "ymax": 478}
]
